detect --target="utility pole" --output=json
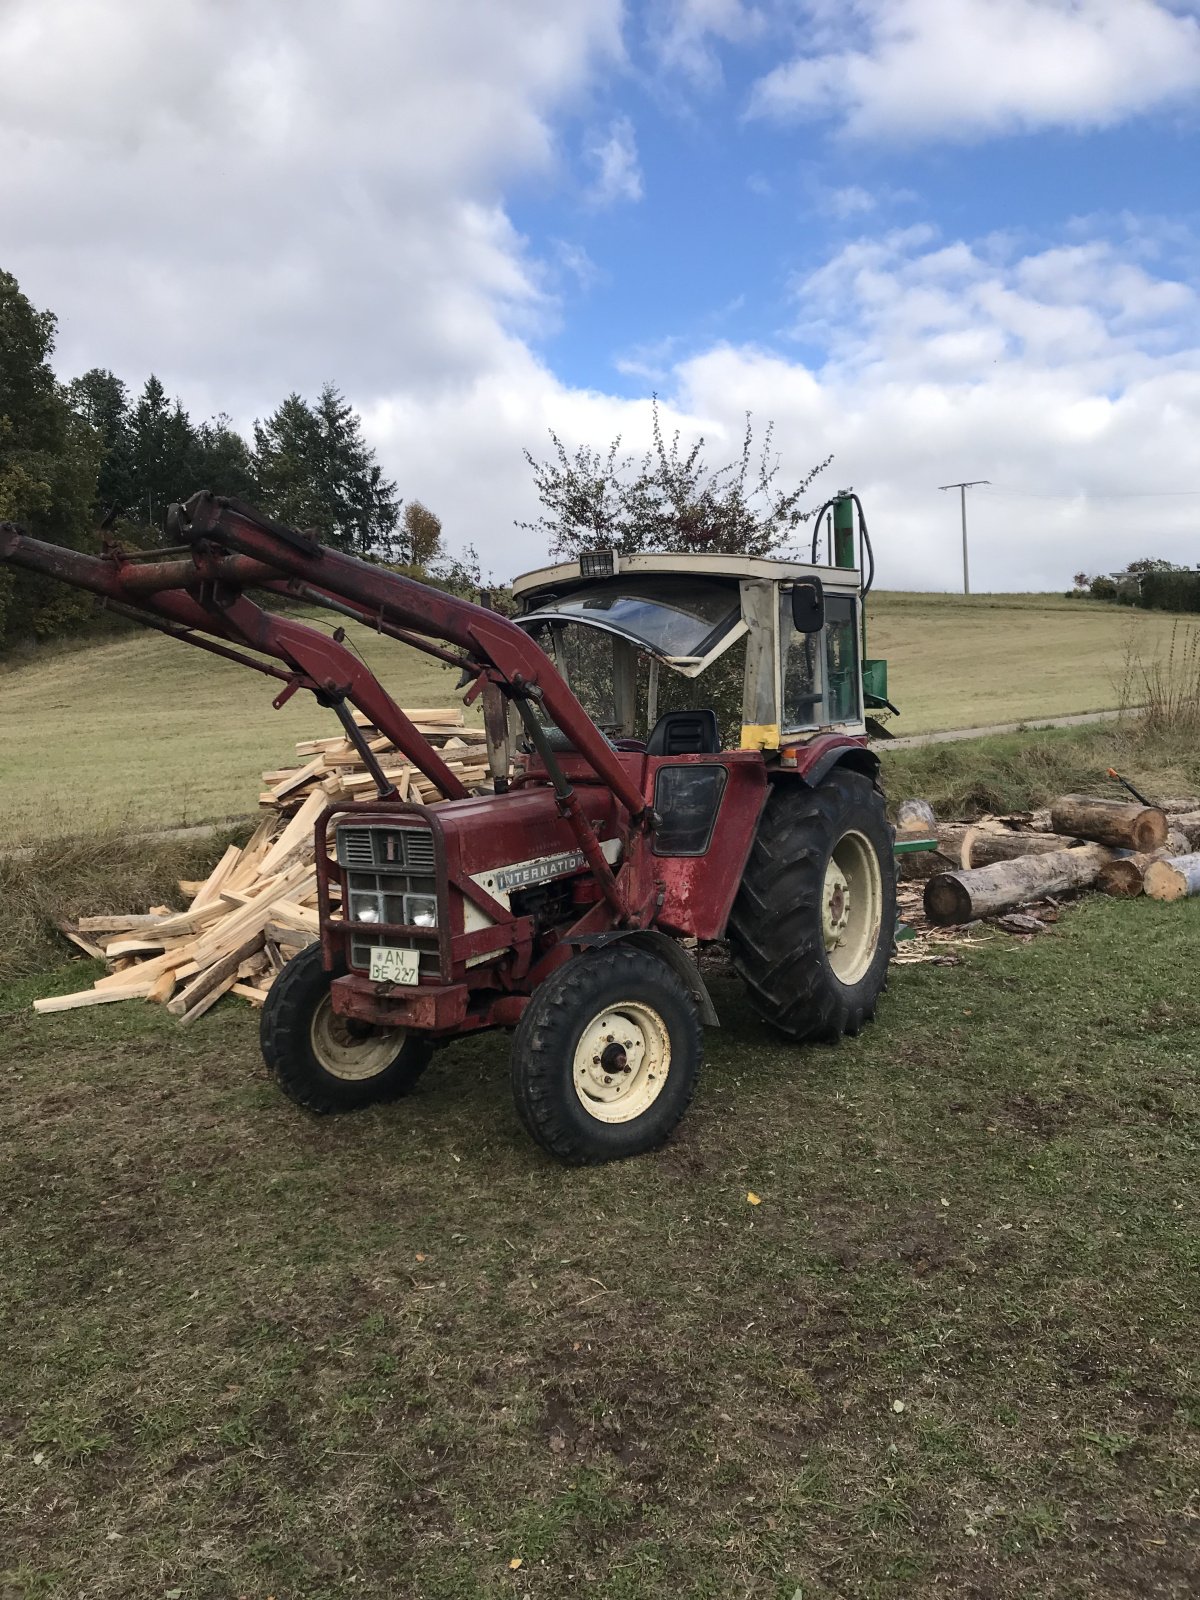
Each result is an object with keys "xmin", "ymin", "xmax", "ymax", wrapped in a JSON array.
[{"xmin": 938, "ymin": 479, "xmax": 989, "ymax": 594}]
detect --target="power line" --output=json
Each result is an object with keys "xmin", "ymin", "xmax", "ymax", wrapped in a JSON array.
[{"xmin": 980, "ymin": 486, "xmax": 1200, "ymax": 501}]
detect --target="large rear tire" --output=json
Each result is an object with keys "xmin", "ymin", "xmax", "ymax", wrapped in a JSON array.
[
  {"xmin": 727, "ymin": 768, "xmax": 895, "ymax": 1042},
  {"xmin": 260, "ymin": 943, "xmax": 434, "ymax": 1114},
  {"xmin": 510, "ymin": 945, "xmax": 702, "ymax": 1164}
]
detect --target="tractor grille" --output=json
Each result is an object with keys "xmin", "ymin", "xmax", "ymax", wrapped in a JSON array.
[
  {"xmin": 336, "ymin": 826, "xmax": 436, "ymax": 874},
  {"xmin": 335, "ymin": 825, "xmax": 440, "ymax": 976}
]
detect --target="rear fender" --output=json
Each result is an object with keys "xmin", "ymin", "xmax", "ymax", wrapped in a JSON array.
[{"xmin": 784, "ymin": 734, "xmax": 880, "ymax": 791}]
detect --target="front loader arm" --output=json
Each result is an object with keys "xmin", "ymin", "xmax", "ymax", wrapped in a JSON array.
[
  {"xmin": 0, "ymin": 492, "xmax": 647, "ymax": 823},
  {"xmin": 179, "ymin": 494, "xmax": 646, "ymax": 818}
]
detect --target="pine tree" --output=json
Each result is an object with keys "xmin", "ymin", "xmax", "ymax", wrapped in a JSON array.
[
  {"xmin": 127, "ymin": 376, "xmax": 197, "ymax": 531},
  {"xmin": 0, "ymin": 270, "xmax": 101, "ymax": 645},
  {"xmin": 254, "ymin": 384, "xmax": 401, "ymax": 560},
  {"xmin": 189, "ymin": 414, "xmax": 259, "ymax": 504},
  {"xmin": 68, "ymin": 368, "xmax": 136, "ymax": 518}
]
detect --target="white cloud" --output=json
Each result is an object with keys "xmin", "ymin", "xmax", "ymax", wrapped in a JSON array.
[
  {"xmin": 4, "ymin": 0, "xmax": 1200, "ymax": 597},
  {"xmin": 583, "ymin": 115, "xmax": 645, "ymax": 206},
  {"xmin": 0, "ymin": 0, "xmax": 623, "ymax": 418},
  {"xmin": 825, "ymin": 185, "xmax": 878, "ymax": 219},
  {"xmin": 749, "ymin": 0, "xmax": 1200, "ymax": 140},
  {"xmin": 646, "ymin": 0, "xmax": 767, "ymax": 87},
  {"xmin": 659, "ymin": 226, "xmax": 1200, "ymax": 590}
]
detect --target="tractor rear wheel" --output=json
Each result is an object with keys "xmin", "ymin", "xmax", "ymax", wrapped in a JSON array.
[
  {"xmin": 260, "ymin": 942, "xmax": 434, "ymax": 1113},
  {"xmin": 510, "ymin": 945, "xmax": 702, "ymax": 1164},
  {"xmin": 727, "ymin": 768, "xmax": 894, "ymax": 1041}
]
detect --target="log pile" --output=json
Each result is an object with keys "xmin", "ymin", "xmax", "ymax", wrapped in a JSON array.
[
  {"xmin": 915, "ymin": 791, "xmax": 1200, "ymax": 928},
  {"xmin": 43, "ymin": 708, "xmax": 482, "ymax": 1019}
]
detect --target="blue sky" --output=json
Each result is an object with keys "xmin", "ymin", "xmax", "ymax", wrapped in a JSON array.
[{"xmin": 3, "ymin": 0, "xmax": 1200, "ymax": 589}]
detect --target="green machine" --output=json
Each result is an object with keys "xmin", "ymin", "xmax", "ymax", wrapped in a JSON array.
[
  {"xmin": 814, "ymin": 491, "xmax": 930, "ymax": 938},
  {"xmin": 813, "ymin": 489, "xmax": 899, "ymax": 738}
]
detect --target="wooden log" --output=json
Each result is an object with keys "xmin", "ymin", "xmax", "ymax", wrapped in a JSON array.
[
  {"xmin": 256, "ymin": 787, "xmax": 328, "ymax": 877},
  {"xmin": 77, "ymin": 913, "xmax": 172, "ymax": 933},
  {"xmin": 168, "ymin": 933, "xmax": 264, "ymax": 1017},
  {"xmin": 34, "ymin": 980, "xmax": 159, "ymax": 1013},
  {"xmin": 57, "ymin": 922, "xmax": 107, "ymax": 959},
  {"xmin": 961, "ymin": 829, "xmax": 1081, "ymax": 869},
  {"xmin": 1049, "ymin": 795, "xmax": 1167, "ymax": 852},
  {"xmin": 1144, "ymin": 853, "xmax": 1200, "ymax": 902},
  {"xmin": 177, "ymin": 970, "xmax": 239, "ymax": 1025},
  {"xmin": 1096, "ymin": 852, "xmax": 1158, "ymax": 898},
  {"xmin": 190, "ymin": 844, "xmax": 242, "ymax": 909},
  {"xmin": 1158, "ymin": 810, "xmax": 1200, "ymax": 847},
  {"xmin": 898, "ymin": 824, "xmax": 977, "ymax": 880},
  {"xmin": 145, "ymin": 966, "xmax": 181, "ymax": 1005},
  {"xmin": 924, "ymin": 844, "xmax": 1113, "ymax": 926}
]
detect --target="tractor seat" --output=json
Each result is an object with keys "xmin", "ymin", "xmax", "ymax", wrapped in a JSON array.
[{"xmin": 646, "ymin": 709, "xmax": 720, "ymax": 757}]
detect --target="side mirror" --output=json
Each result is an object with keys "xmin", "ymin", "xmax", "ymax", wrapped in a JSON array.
[{"xmin": 790, "ymin": 577, "xmax": 825, "ymax": 634}]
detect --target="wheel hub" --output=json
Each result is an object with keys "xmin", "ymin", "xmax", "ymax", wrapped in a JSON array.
[
  {"xmin": 821, "ymin": 830, "xmax": 885, "ymax": 986},
  {"xmin": 572, "ymin": 1003, "xmax": 671, "ymax": 1124},
  {"xmin": 823, "ymin": 860, "xmax": 852, "ymax": 946},
  {"xmin": 310, "ymin": 995, "xmax": 403, "ymax": 1082}
]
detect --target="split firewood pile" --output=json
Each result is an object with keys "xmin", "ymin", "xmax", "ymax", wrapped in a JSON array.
[
  {"xmin": 42, "ymin": 708, "xmax": 485, "ymax": 1020},
  {"xmin": 899, "ymin": 791, "xmax": 1200, "ymax": 934}
]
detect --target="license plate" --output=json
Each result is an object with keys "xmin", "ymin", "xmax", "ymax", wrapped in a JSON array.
[{"xmin": 368, "ymin": 946, "xmax": 420, "ymax": 985}]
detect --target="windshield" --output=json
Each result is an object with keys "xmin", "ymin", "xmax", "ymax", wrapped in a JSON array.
[{"xmin": 517, "ymin": 576, "xmax": 740, "ymax": 663}]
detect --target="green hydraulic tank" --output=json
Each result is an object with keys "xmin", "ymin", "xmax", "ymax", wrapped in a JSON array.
[{"xmin": 833, "ymin": 493, "xmax": 855, "ymax": 569}]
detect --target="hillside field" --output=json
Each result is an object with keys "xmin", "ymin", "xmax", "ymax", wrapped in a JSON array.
[{"xmin": 1, "ymin": 592, "xmax": 1190, "ymax": 843}]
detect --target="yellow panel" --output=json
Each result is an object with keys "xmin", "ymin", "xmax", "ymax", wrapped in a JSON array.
[{"xmin": 739, "ymin": 723, "xmax": 781, "ymax": 751}]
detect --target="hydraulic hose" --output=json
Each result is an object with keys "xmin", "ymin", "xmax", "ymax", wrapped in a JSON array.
[{"xmin": 808, "ymin": 493, "xmax": 875, "ymax": 600}]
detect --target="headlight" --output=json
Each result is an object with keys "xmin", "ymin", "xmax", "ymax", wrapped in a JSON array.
[
  {"xmin": 351, "ymin": 898, "xmax": 381, "ymax": 924},
  {"xmin": 404, "ymin": 894, "xmax": 438, "ymax": 929}
]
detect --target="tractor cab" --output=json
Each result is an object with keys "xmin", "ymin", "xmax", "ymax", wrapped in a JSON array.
[{"xmin": 510, "ymin": 537, "xmax": 892, "ymax": 758}]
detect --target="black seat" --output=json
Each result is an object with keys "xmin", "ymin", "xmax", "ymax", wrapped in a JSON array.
[{"xmin": 646, "ymin": 709, "xmax": 720, "ymax": 756}]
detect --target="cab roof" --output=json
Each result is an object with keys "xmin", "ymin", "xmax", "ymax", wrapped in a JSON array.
[{"xmin": 511, "ymin": 549, "xmax": 862, "ymax": 605}]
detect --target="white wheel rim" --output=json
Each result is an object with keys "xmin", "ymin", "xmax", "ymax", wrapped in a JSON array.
[
  {"xmin": 822, "ymin": 829, "xmax": 884, "ymax": 986},
  {"xmin": 571, "ymin": 1002, "xmax": 671, "ymax": 1124},
  {"xmin": 310, "ymin": 994, "xmax": 402, "ymax": 1082}
]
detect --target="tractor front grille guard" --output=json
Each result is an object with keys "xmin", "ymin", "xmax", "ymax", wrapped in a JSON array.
[{"xmin": 316, "ymin": 803, "xmax": 539, "ymax": 989}]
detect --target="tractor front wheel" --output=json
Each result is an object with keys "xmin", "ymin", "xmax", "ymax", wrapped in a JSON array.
[
  {"xmin": 728, "ymin": 767, "xmax": 895, "ymax": 1042},
  {"xmin": 510, "ymin": 945, "xmax": 702, "ymax": 1164},
  {"xmin": 260, "ymin": 942, "xmax": 434, "ymax": 1113}
]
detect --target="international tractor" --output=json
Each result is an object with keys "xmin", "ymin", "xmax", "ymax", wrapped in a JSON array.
[{"xmin": 0, "ymin": 490, "xmax": 897, "ymax": 1163}]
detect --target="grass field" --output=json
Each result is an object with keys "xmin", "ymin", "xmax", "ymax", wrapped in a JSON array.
[
  {"xmin": 3, "ymin": 899, "xmax": 1197, "ymax": 1599},
  {"xmin": 864, "ymin": 591, "xmax": 1181, "ymax": 733},
  {"xmin": 0, "ymin": 617, "xmax": 464, "ymax": 845},
  {"xmin": 2, "ymin": 594, "xmax": 1192, "ymax": 843}
]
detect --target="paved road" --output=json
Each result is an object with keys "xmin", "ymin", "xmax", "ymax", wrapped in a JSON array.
[{"xmin": 874, "ymin": 705, "xmax": 1139, "ymax": 751}]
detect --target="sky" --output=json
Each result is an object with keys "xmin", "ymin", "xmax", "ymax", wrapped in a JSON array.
[{"xmin": 2, "ymin": 0, "xmax": 1199, "ymax": 591}]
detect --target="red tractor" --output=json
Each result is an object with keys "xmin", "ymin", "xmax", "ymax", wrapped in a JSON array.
[{"xmin": 1, "ymin": 491, "xmax": 895, "ymax": 1163}]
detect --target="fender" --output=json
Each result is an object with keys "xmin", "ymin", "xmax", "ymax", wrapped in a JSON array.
[
  {"xmin": 781, "ymin": 732, "xmax": 880, "ymax": 790},
  {"xmin": 568, "ymin": 928, "xmax": 720, "ymax": 1027}
]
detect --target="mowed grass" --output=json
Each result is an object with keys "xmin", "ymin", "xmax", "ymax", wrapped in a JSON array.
[
  {"xmin": 3, "ymin": 592, "xmax": 1192, "ymax": 843},
  {"xmin": 0, "ymin": 616, "xmax": 465, "ymax": 846},
  {"xmin": 866, "ymin": 591, "xmax": 1186, "ymax": 735},
  {"xmin": 2, "ymin": 901, "xmax": 1197, "ymax": 1599}
]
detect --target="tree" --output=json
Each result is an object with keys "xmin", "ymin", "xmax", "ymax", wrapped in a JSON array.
[
  {"xmin": 68, "ymin": 367, "xmax": 136, "ymax": 518},
  {"xmin": 402, "ymin": 499, "xmax": 443, "ymax": 568},
  {"xmin": 0, "ymin": 269, "xmax": 101, "ymax": 645},
  {"xmin": 519, "ymin": 397, "xmax": 832, "ymax": 558},
  {"xmin": 254, "ymin": 383, "xmax": 401, "ymax": 560},
  {"xmin": 127, "ymin": 375, "xmax": 197, "ymax": 529},
  {"xmin": 189, "ymin": 414, "xmax": 259, "ymax": 504}
]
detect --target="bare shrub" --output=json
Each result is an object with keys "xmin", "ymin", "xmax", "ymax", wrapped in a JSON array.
[{"xmin": 1116, "ymin": 620, "xmax": 1200, "ymax": 738}]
